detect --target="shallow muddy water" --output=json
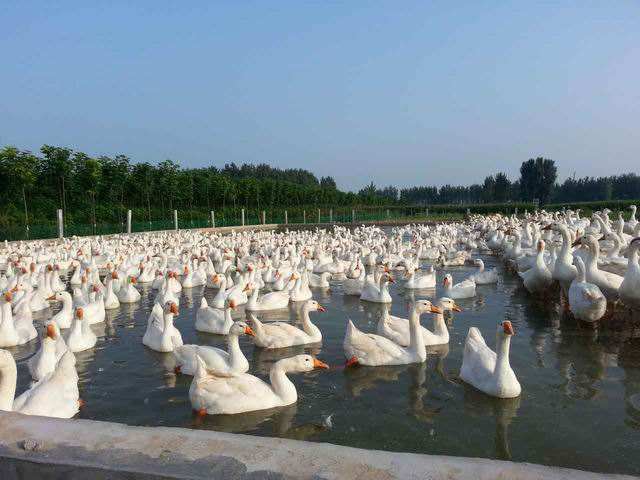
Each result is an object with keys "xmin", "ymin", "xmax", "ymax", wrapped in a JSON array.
[{"xmin": 10, "ymin": 254, "xmax": 640, "ymax": 476}]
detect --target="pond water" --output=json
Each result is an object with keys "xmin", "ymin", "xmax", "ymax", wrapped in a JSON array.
[{"xmin": 10, "ymin": 253, "xmax": 640, "ymax": 476}]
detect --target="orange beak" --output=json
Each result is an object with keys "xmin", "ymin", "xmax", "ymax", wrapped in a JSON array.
[
  {"xmin": 229, "ymin": 300, "xmax": 237, "ymax": 310},
  {"xmin": 46, "ymin": 324, "xmax": 56, "ymax": 339},
  {"xmin": 244, "ymin": 326, "xmax": 255, "ymax": 336},
  {"xmin": 76, "ymin": 308, "xmax": 84, "ymax": 319},
  {"xmin": 313, "ymin": 358, "xmax": 330, "ymax": 370},
  {"xmin": 503, "ymin": 321, "xmax": 515, "ymax": 335},
  {"xmin": 429, "ymin": 305, "xmax": 443, "ymax": 314},
  {"xmin": 112, "ymin": 272, "xmax": 119, "ymax": 279},
  {"xmin": 4, "ymin": 292, "xmax": 13, "ymax": 302},
  {"xmin": 452, "ymin": 304, "xmax": 462, "ymax": 312},
  {"xmin": 169, "ymin": 303, "xmax": 179, "ymax": 315},
  {"xmin": 387, "ymin": 276, "xmax": 395, "ymax": 283},
  {"xmin": 317, "ymin": 305, "xmax": 326, "ymax": 312},
  {"xmin": 47, "ymin": 294, "xmax": 57, "ymax": 301}
]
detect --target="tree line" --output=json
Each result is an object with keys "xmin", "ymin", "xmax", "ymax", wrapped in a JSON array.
[
  {"xmin": 0, "ymin": 145, "xmax": 385, "ymax": 229},
  {"xmin": 1, "ymin": 146, "xmax": 638, "ymax": 231},
  {"xmin": 400, "ymin": 157, "xmax": 640, "ymax": 206}
]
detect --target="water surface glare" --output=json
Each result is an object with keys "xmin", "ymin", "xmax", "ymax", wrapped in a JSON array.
[{"xmin": 11, "ymin": 254, "xmax": 640, "ymax": 476}]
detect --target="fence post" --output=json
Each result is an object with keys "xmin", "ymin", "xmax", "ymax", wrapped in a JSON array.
[
  {"xmin": 317, "ymin": 208, "xmax": 321, "ymax": 224},
  {"xmin": 351, "ymin": 209, "xmax": 355, "ymax": 224},
  {"xmin": 262, "ymin": 210, "xmax": 266, "ymax": 225},
  {"xmin": 211, "ymin": 211, "xmax": 215, "ymax": 228},
  {"xmin": 127, "ymin": 210, "xmax": 132, "ymax": 234},
  {"xmin": 173, "ymin": 210, "xmax": 178, "ymax": 230},
  {"xmin": 57, "ymin": 209, "xmax": 64, "ymax": 239},
  {"xmin": 241, "ymin": 209, "xmax": 245, "ymax": 226},
  {"xmin": 329, "ymin": 209, "xmax": 333, "ymax": 223},
  {"xmin": 303, "ymin": 210, "xmax": 306, "ymax": 224},
  {"xmin": 386, "ymin": 209, "xmax": 390, "ymax": 219},
  {"xmin": 284, "ymin": 210, "xmax": 288, "ymax": 225}
]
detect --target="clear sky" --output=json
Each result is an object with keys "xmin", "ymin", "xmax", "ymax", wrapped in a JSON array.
[{"xmin": 1, "ymin": 1, "xmax": 638, "ymax": 191}]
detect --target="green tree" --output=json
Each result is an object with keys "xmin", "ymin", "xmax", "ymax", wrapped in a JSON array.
[
  {"xmin": 0, "ymin": 147, "xmax": 38, "ymax": 235},
  {"xmin": 519, "ymin": 157, "xmax": 557, "ymax": 204},
  {"xmin": 494, "ymin": 172, "xmax": 511, "ymax": 202}
]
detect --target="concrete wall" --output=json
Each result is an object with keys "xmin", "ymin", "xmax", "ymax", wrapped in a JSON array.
[{"xmin": 0, "ymin": 412, "xmax": 635, "ymax": 480}]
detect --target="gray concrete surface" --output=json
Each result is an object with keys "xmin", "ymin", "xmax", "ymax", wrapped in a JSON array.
[{"xmin": 0, "ymin": 412, "xmax": 636, "ymax": 480}]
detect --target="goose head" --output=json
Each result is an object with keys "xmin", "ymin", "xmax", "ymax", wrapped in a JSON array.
[
  {"xmin": 437, "ymin": 297, "xmax": 462, "ymax": 312},
  {"xmin": 500, "ymin": 320, "xmax": 515, "ymax": 337},
  {"xmin": 412, "ymin": 299, "xmax": 440, "ymax": 315},
  {"xmin": 304, "ymin": 299, "xmax": 326, "ymax": 313},
  {"xmin": 283, "ymin": 354, "xmax": 329, "ymax": 373},
  {"xmin": 229, "ymin": 321, "xmax": 255, "ymax": 337}
]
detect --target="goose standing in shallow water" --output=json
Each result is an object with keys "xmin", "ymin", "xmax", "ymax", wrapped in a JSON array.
[
  {"xmin": 568, "ymin": 257, "xmax": 607, "ymax": 323},
  {"xmin": 174, "ymin": 321, "xmax": 255, "ymax": 376},
  {"xmin": 250, "ymin": 300, "xmax": 325, "ymax": 349},
  {"xmin": 377, "ymin": 297, "xmax": 460, "ymax": 347},
  {"xmin": 343, "ymin": 300, "xmax": 438, "ymax": 366},
  {"xmin": 620, "ymin": 237, "xmax": 640, "ymax": 309},
  {"xmin": 460, "ymin": 321, "xmax": 521, "ymax": 399},
  {"xmin": 189, "ymin": 354, "xmax": 329, "ymax": 416}
]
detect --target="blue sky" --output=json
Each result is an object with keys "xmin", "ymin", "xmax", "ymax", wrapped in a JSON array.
[{"xmin": 1, "ymin": 1, "xmax": 638, "ymax": 190}]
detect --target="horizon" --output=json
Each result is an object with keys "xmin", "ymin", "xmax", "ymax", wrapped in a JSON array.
[{"xmin": 2, "ymin": 2, "xmax": 639, "ymax": 190}]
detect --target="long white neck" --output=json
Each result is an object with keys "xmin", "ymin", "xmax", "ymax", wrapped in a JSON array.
[
  {"xmin": 0, "ymin": 358, "xmax": 17, "ymax": 411},
  {"xmin": 431, "ymin": 313, "xmax": 448, "ymax": 341},
  {"xmin": 559, "ymin": 227, "xmax": 573, "ymax": 261},
  {"xmin": 61, "ymin": 293, "xmax": 73, "ymax": 312},
  {"xmin": 494, "ymin": 332, "xmax": 512, "ymax": 378},
  {"xmin": 408, "ymin": 306, "xmax": 426, "ymax": 360},
  {"xmin": 300, "ymin": 308, "xmax": 321, "ymax": 339},
  {"xmin": 269, "ymin": 359, "xmax": 298, "ymax": 405},
  {"xmin": 224, "ymin": 306, "xmax": 233, "ymax": 329},
  {"xmin": 226, "ymin": 332, "xmax": 248, "ymax": 371}
]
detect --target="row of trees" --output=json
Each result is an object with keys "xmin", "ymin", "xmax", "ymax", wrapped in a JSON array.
[
  {"xmin": 1, "ymin": 146, "xmax": 638, "ymax": 232},
  {"xmin": 0, "ymin": 145, "xmax": 387, "ymax": 229}
]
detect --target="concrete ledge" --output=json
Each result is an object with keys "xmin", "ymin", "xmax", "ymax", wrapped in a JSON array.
[{"xmin": 0, "ymin": 412, "xmax": 635, "ymax": 480}]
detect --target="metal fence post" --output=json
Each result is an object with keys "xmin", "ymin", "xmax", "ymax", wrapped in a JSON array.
[
  {"xmin": 317, "ymin": 208, "xmax": 321, "ymax": 224},
  {"xmin": 386, "ymin": 209, "xmax": 390, "ymax": 219},
  {"xmin": 351, "ymin": 209, "xmax": 355, "ymax": 224},
  {"xmin": 262, "ymin": 210, "xmax": 266, "ymax": 225},
  {"xmin": 57, "ymin": 209, "xmax": 64, "ymax": 239},
  {"xmin": 127, "ymin": 210, "xmax": 132, "ymax": 234},
  {"xmin": 284, "ymin": 210, "xmax": 288, "ymax": 225},
  {"xmin": 211, "ymin": 211, "xmax": 215, "ymax": 228},
  {"xmin": 329, "ymin": 209, "xmax": 333, "ymax": 223},
  {"xmin": 241, "ymin": 209, "xmax": 245, "ymax": 226},
  {"xmin": 173, "ymin": 210, "xmax": 178, "ymax": 230}
]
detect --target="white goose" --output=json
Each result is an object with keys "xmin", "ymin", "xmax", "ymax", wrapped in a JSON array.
[
  {"xmin": 245, "ymin": 282, "xmax": 290, "ymax": 311},
  {"xmin": 195, "ymin": 298, "xmax": 235, "ymax": 335},
  {"xmin": 1, "ymin": 349, "xmax": 80, "ymax": 418},
  {"xmin": 360, "ymin": 273, "xmax": 394, "ymax": 303},
  {"xmin": 442, "ymin": 274, "xmax": 476, "ymax": 299},
  {"xmin": 469, "ymin": 259, "xmax": 499, "ymax": 285},
  {"xmin": 142, "ymin": 301, "xmax": 183, "ymax": 353},
  {"xmin": 0, "ymin": 292, "xmax": 37, "ymax": 348},
  {"xmin": 189, "ymin": 354, "xmax": 328, "ymax": 415},
  {"xmin": 48, "ymin": 291, "xmax": 74, "ymax": 328},
  {"xmin": 517, "ymin": 240, "xmax": 552, "ymax": 295},
  {"xmin": 343, "ymin": 300, "xmax": 438, "ymax": 366},
  {"xmin": 250, "ymin": 300, "xmax": 325, "ymax": 349},
  {"xmin": 173, "ymin": 321, "xmax": 255, "ymax": 376},
  {"xmin": 568, "ymin": 256, "xmax": 607, "ymax": 323},
  {"xmin": 65, "ymin": 307, "xmax": 97, "ymax": 353},
  {"xmin": 377, "ymin": 297, "xmax": 460, "ymax": 347},
  {"xmin": 460, "ymin": 320, "xmax": 521, "ymax": 398},
  {"xmin": 574, "ymin": 235, "xmax": 623, "ymax": 299},
  {"xmin": 117, "ymin": 276, "xmax": 141, "ymax": 304},
  {"xmin": 620, "ymin": 237, "xmax": 640, "ymax": 309},
  {"xmin": 404, "ymin": 265, "xmax": 437, "ymax": 289}
]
